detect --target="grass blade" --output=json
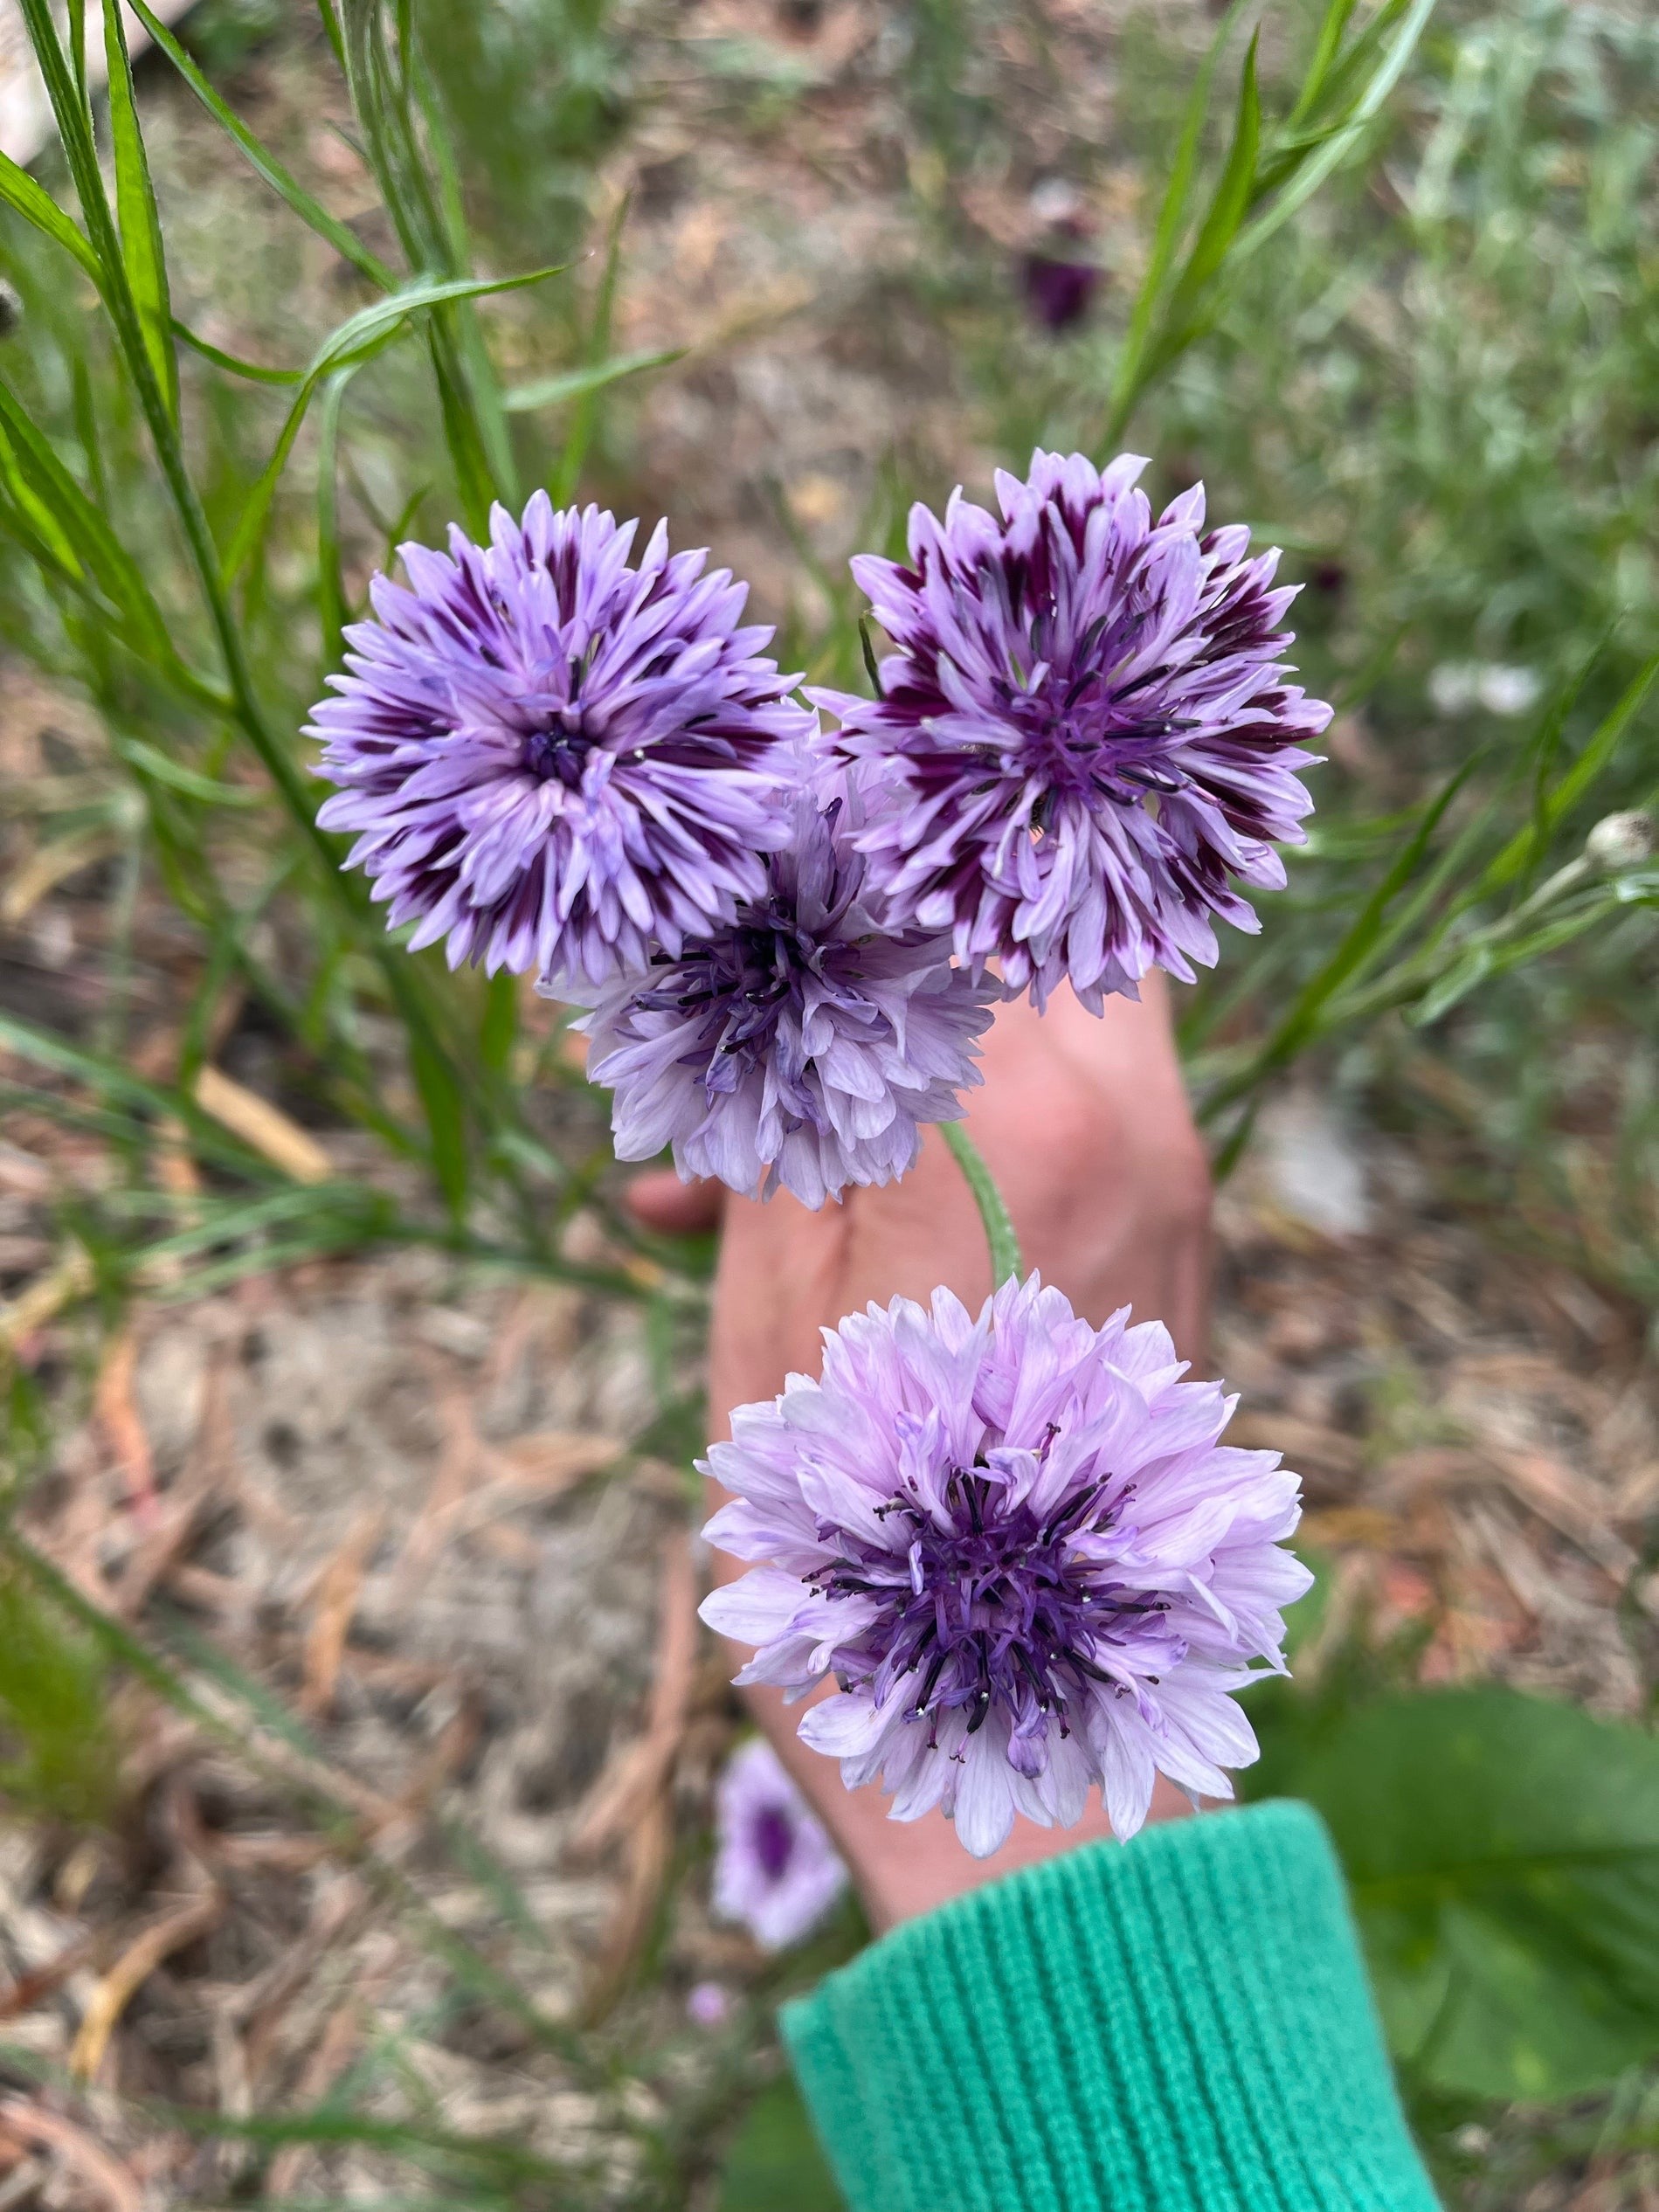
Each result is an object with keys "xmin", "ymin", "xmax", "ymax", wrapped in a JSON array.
[
  {"xmin": 1284, "ymin": 0, "xmax": 1363, "ymax": 131},
  {"xmin": 101, "ymin": 0, "xmax": 180, "ymax": 425},
  {"xmin": 122, "ymin": 0, "xmax": 397, "ymax": 287},
  {"xmin": 1200, "ymin": 749, "xmax": 1485, "ymax": 1132},
  {"xmin": 1172, "ymin": 33, "xmax": 1262, "ymax": 305},
  {"xmin": 1476, "ymin": 651, "xmax": 1659, "ymax": 899},
  {"xmin": 0, "ymin": 377, "xmax": 179, "ymax": 674},
  {"xmin": 316, "ymin": 364, "xmax": 362, "ymax": 667},
  {"xmin": 170, "ymin": 319, "xmax": 303, "ymax": 384},
  {"xmin": 1104, "ymin": 0, "xmax": 1249, "ymax": 442},
  {"xmin": 0, "ymin": 148, "xmax": 103, "ymax": 287},
  {"xmin": 222, "ymin": 267, "xmax": 563, "ymax": 588},
  {"xmin": 1232, "ymin": 0, "xmax": 1437, "ymax": 266},
  {"xmin": 502, "ymin": 344, "xmax": 685, "ymax": 413}
]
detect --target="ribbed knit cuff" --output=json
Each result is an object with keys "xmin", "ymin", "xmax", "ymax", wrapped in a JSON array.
[{"xmin": 781, "ymin": 1801, "xmax": 1439, "ymax": 2212}]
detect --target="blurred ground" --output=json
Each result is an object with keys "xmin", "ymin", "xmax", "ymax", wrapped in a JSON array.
[{"xmin": 0, "ymin": 0, "xmax": 1656, "ymax": 2206}]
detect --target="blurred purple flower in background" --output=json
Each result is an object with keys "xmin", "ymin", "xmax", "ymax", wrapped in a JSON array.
[
  {"xmin": 575, "ymin": 764, "xmax": 995, "ymax": 1206},
  {"xmin": 1020, "ymin": 249, "xmax": 1099, "ymax": 333},
  {"xmin": 702, "ymin": 1275, "xmax": 1310, "ymax": 1858},
  {"xmin": 816, "ymin": 450, "xmax": 1330, "ymax": 1011},
  {"xmin": 712, "ymin": 1737, "xmax": 847, "ymax": 1949},
  {"xmin": 685, "ymin": 1980, "xmax": 732, "ymax": 2027},
  {"xmin": 309, "ymin": 494, "xmax": 812, "ymax": 992}
]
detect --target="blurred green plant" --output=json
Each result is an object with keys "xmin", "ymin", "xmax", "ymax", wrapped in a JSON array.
[
  {"xmin": 0, "ymin": 1551, "xmax": 114, "ymax": 1827},
  {"xmin": 0, "ymin": 0, "xmax": 692, "ymax": 1314},
  {"xmin": 1251, "ymin": 1682, "xmax": 1659, "ymax": 2104}
]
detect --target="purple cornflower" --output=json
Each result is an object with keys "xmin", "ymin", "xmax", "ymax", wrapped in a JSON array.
[
  {"xmin": 701, "ymin": 1275, "xmax": 1310, "ymax": 1858},
  {"xmin": 814, "ymin": 450, "xmax": 1330, "ymax": 1011},
  {"xmin": 573, "ymin": 764, "xmax": 995, "ymax": 1206},
  {"xmin": 712, "ymin": 1737, "xmax": 847, "ymax": 1950},
  {"xmin": 309, "ymin": 494, "xmax": 812, "ymax": 992}
]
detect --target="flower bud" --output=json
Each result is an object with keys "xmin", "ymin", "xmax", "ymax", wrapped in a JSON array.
[{"xmin": 1586, "ymin": 811, "xmax": 1655, "ymax": 875}]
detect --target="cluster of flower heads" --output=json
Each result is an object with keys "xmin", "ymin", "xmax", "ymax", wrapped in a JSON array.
[
  {"xmin": 311, "ymin": 458, "xmax": 1326, "ymax": 1201},
  {"xmin": 310, "ymin": 462, "xmax": 1321, "ymax": 1854},
  {"xmin": 701, "ymin": 1277, "xmax": 1310, "ymax": 1856}
]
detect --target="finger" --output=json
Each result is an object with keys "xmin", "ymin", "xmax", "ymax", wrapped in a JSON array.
[{"xmin": 626, "ymin": 1168, "xmax": 724, "ymax": 1236}]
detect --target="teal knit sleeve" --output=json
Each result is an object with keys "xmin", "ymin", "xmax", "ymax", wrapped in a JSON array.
[{"xmin": 780, "ymin": 1800, "xmax": 1439, "ymax": 2212}]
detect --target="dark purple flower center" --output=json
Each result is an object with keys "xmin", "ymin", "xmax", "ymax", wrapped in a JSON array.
[
  {"xmin": 523, "ymin": 709, "xmax": 598, "ymax": 790},
  {"xmin": 812, "ymin": 1462, "xmax": 1167, "ymax": 1746},
  {"xmin": 992, "ymin": 624, "xmax": 1197, "ymax": 819},
  {"xmin": 750, "ymin": 1803, "xmax": 796, "ymax": 1881},
  {"xmin": 629, "ymin": 826, "xmax": 885, "ymax": 1125}
]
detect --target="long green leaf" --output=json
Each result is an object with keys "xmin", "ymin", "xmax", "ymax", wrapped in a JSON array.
[
  {"xmin": 316, "ymin": 365, "xmax": 360, "ymax": 667},
  {"xmin": 0, "ymin": 147, "xmax": 103, "ymax": 286},
  {"xmin": 502, "ymin": 345, "xmax": 685, "ymax": 413},
  {"xmin": 0, "ymin": 377, "xmax": 176, "ymax": 670},
  {"xmin": 1231, "ymin": 0, "xmax": 1437, "ymax": 266},
  {"xmin": 1105, "ymin": 0, "xmax": 1249, "ymax": 439},
  {"xmin": 408, "ymin": 1027, "xmax": 471, "ymax": 1221},
  {"xmin": 1200, "ymin": 749, "xmax": 1484, "ymax": 1130},
  {"xmin": 222, "ymin": 266, "xmax": 562, "ymax": 587},
  {"xmin": 1477, "ymin": 651, "xmax": 1659, "ymax": 898},
  {"xmin": 1284, "ymin": 0, "xmax": 1363, "ymax": 131},
  {"xmin": 111, "ymin": 735, "xmax": 263, "ymax": 807},
  {"xmin": 170, "ymin": 319, "xmax": 303, "ymax": 385},
  {"xmin": 1172, "ymin": 33, "xmax": 1262, "ymax": 305},
  {"xmin": 0, "ymin": 1008, "xmax": 278, "ymax": 1179},
  {"xmin": 101, "ymin": 0, "xmax": 179, "ymax": 424},
  {"xmin": 122, "ymin": 0, "xmax": 396, "ymax": 287}
]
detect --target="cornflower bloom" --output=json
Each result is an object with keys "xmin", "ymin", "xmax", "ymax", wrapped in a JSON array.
[
  {"xmin": 702, "ymin": 1276, "xmax": 1310, "ymax": 1857},
  {"xmin": 310, "ymin": 494, "xmax": 812, "ymax": 991},
  {"xmin": 575, "ymin": 765, "xmax": 994, "ymax": 1206},
  {"xmin": 817, "ymin": 450, "xmax": 1329, "ymax": 1010},
  {"xmin": 712, "ymin": 1736, "xmax": 847, "ymax": 1949}
]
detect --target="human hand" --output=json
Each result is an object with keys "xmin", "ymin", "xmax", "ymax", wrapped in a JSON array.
[{"xmin": 631, "ymin": 978, "xmax": 1213, "ymax": 1930}]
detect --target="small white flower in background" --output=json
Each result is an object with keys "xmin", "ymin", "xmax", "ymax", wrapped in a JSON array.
[
  {"xmin": 1428, "ymin": 661, "xmax": 1541, "ymax": 718},
  {"xmin": 1476, "ymin": 664, "xmax": 1542, "ymax": 716},
  {"xmin": 1586, "ymin": 811, "xmax": 1655, "ymax": 876},
  {"xmin": 712, "ymin": 1738, "xmax": 847, "ymax": 1951},
  {"xmin": 686, "ymin": 1980, "xmax": 732, "ymax": 2027}
]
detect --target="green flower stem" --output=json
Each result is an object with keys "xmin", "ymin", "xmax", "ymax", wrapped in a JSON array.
[{"xmin": 941, "ymin": 1120, "xmax": 1024, "ymax": 1286}]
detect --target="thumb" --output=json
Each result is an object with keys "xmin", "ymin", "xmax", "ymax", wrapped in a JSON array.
[{"xmin": 626, "ymin": 1169, "xmax": 724, "ymax": 1236}]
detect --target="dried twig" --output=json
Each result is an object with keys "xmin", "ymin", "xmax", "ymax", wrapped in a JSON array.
[
  {"xmin": 0, "ymin": 2102, "xmax": 142, "ymax": 2212},
  {"xmin": 575, "ymin": 1531, "xmax": 700, "ymax": 2022},
  {"xmin": 192, "ymin": 1066, "xmax": 332, "ymax": 1185},
  {"xmin": 69, "ymin": 1885, "xmax": 225, "ymax": 2081},
  {"xmin": 299, "ymin": 1507, "xmax": 384, "ymax": 1719},
  {"xmin": 569, "ymin": 1531, "xmax": 699, "ymax": 1861},
  {"xmin": 0, "ymin": 1248, "xmax": 93, "ymax": 1356},
  {"xmin": 93, "ymin": 1330, "xmax": 156, "ymax": 1516}
]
